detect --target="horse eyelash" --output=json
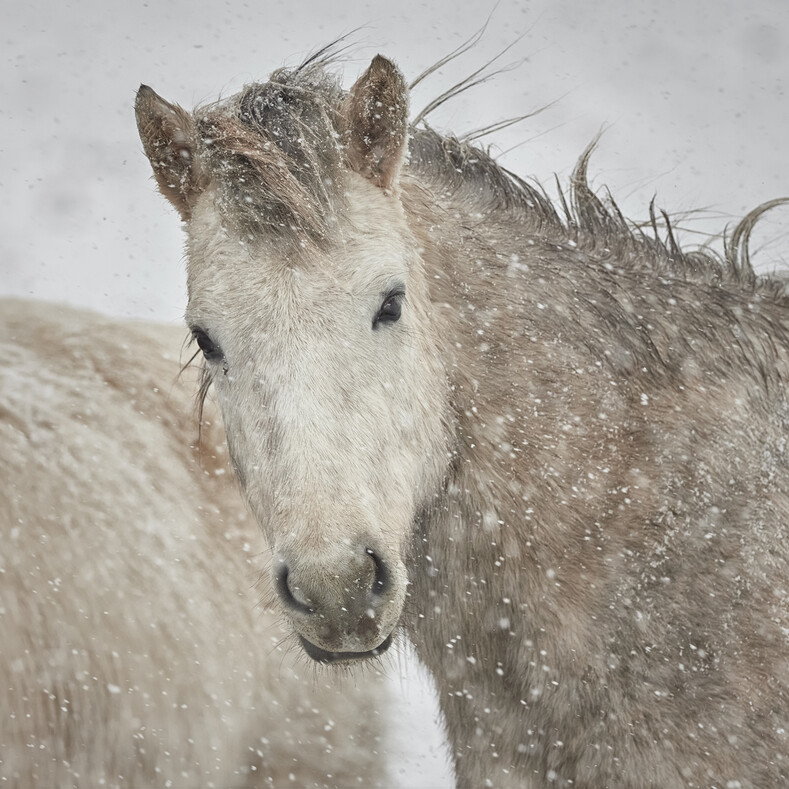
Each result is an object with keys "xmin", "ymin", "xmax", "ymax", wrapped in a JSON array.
[
  {"xmin": 196, "ymin": 364, "xmax": 215, "ymax": 440},
  {"xmin": 379, "ymin": 286, "xmax": 407, "ymax": 311},
  {"xmin": 384, "ymin": 286, "xmax": 406, "ymax": 301}
]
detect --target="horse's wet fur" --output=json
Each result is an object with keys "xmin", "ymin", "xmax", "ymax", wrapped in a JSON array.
[{"xmin": 137, "ymin": 49, "xmax": 789, "ymax": 788}]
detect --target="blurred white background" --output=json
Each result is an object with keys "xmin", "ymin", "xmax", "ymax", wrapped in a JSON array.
[{"xmin": 2, "ymin": 1, "xmax": 787, "ymax": 785}]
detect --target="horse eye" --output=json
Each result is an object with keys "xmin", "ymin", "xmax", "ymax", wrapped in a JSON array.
[
  {"xmin": 373, "ymin": 290, "xmax": 404, "ymax": 328},
  {"xmin": 192, "ymin": 328, "xmax": 223, "ymax": 362}
]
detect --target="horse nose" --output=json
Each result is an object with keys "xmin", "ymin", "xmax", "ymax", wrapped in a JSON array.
[
  {"xmin": 366, "ymin": 548, "xmax": 391, "ymax": 596},
  {"xmin": 276, "ymin": 548, "xmax": 391, "ymax": 614},
  {"xmin": 274, "ymin": 547, "xmax": 397, "ymax": 657},
  {"xmin": 275, "ymin": 564, "xmax": 316, "ymax": 614}
]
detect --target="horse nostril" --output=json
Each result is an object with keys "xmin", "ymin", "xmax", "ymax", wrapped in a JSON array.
[
  {"xmin": 365, "ymin": 548, "xmax": 390, "ymax": 597},
  {"xmin": 276, "ymin": 564, "xmax": 314, "ymax": 615}
]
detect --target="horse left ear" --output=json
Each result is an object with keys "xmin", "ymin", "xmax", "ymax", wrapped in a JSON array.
[
  {"xmin": 135, "ymin": 85, "xmax": 206, "ymax": 220},
  {"xmin": 343, "ymin": 55, "xmax": 409, "ymax": 192}
]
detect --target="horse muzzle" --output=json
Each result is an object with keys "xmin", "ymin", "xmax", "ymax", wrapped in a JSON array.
[{"xmin": 274, "ymin": 545, "xmax": 405, "ymax": 663}]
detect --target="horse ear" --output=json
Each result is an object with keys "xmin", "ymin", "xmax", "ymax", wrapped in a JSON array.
[
  {"xmin": 343, "ymin": 55, "xmax": 409, "ymax": 191},
  {"xmin": 135, "ymin": 85, "xmax": 205, "ymax": 220}
]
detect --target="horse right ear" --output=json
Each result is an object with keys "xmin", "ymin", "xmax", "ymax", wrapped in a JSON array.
[
  {"xmin": 135, "ymin": 85, "xmax": 205, "ymax": 220},
  {"xmin": 343, "ymin": 56, "xmax": 409, "ymax": 192}
]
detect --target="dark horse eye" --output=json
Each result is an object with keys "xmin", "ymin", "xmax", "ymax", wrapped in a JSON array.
[
  {"xmin": 192, "ymin": 328, "xmax": 223, "ymax": 362},
  {"xmin": 373, "ymin": 289, "xmax": 404, "ymax": 328}
]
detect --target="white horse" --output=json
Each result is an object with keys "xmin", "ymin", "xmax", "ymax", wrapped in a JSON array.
[
  {"xmin": 0, "ymin": 298, "xmax": 388, "ymax": 789},
  {"xmin": 136, "ymin": 52, "xmax": 789, "ymax": 788}
]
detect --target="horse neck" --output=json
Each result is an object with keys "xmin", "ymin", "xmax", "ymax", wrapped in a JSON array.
[
  {"xmin": 402, "ymin": 163, "xmax": 789, "ymax": 667},
  {"xmin": 402, "ymin": 174, "xmax": 630, "ymax": 646}
]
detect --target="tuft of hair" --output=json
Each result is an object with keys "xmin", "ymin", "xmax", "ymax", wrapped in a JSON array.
[
  {"xmin": 194, "ymin": 62, "xmax": 346, "ymax": 247},
  {"xmin": 408, "ymin": 126, "xmax": 788, "ymax": 299}
]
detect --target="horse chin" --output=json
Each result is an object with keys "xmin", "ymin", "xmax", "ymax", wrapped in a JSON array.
[{"xmin": 298, "ymin": 632, "xmax": 394, "ymax": 665}]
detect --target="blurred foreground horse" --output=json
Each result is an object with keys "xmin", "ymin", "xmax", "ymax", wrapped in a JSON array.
[
  {"xmin": 136, "ymin": 51, "xmax": 789, "ymax": 788},
  {"xmin": 0, "ymin": 300, "xmax": 386, "ymax": 788}
]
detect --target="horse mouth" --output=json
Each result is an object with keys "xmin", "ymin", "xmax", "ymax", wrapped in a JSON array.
[{"xmin": 298, "ymin": 632, "xmax": 394, "ymax": 664}]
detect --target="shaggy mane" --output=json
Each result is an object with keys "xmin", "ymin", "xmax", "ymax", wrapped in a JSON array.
[
  {"xmin": 191, "ymin": 48, "xmax": 787, "ymax": 298},
  {"xmin": 408, "ymin": 126, "xmax": 788, "ymax": 302}
]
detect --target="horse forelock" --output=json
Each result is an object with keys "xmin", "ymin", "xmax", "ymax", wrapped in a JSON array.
[{"xmin": 194, "ymin": 65, "xmax": 346, "ymax": 249}]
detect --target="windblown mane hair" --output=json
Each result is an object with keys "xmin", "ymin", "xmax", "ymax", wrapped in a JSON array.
[
  {"xmin": 408, "ymin": 126, "xmax": 788, "ymax": 302},
  {"xmin": 191, "ymin": 48, "xmax": 787, "ymax": 299}
]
